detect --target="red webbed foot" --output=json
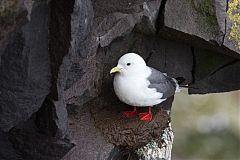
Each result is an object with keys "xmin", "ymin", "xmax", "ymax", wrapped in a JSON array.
[
  {"xmin": 139, "ymin": 107, "xmax": 152, "ymax": 121},
  {"xmin": 122, "ymin": 106, "xmax": 137, "ymax": 117}
]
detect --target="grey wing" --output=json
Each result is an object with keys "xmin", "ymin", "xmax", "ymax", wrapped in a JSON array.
[{"xmin": 147, "ymin": 67, "xmax": 178, "ymax": 99}]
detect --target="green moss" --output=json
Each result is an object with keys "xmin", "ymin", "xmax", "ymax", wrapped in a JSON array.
[
  {"xmin": 227, "ymin": 0, "xmax": 240, "ymax": 49},
  {"xmin": 190, "ymin": 0, "xmax": 218, "ymax": 34},
  {"xmin": 193, "ymin": 0, "xmax": 215, "ymax": 15}
]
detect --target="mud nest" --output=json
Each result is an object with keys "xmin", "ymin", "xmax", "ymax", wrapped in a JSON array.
[{"xmin": 89, "ymin": 94, "xmax": 170, "ymax": 149}]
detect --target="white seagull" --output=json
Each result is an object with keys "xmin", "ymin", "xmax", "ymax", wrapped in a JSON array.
[{"xmin": 110, "ymin": 53, "xmax": 181, "ymax": 121}]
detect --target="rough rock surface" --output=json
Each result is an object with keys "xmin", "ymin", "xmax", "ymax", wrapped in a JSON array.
[
  {"xmin": 0, "ymin": 131, "xmax": 23, "ymax": 160},
  {"xmin": 9, "ymin": 116, "xmax": 74, "ymax": 160},
  {"xmin": 162, "ymin": 0, "xmax": 240, "ymax": 56},
  {"xmin": 34, "ymin": 0, "xmax": 75, "ymax": 139},
  {"xmin": 164, "ymin": 0, "xmax": 221, "ymax": 43},
  {"xmin": 62, "ymin": 103, "xmax": 114, "ymax": 160},
  {"xmin": 0, "ymin": 0, "xmax": 50, "ymax": 131},
  {"xmin": 0, "ymin": 0, "xmax": 239, "ymax": 159}
]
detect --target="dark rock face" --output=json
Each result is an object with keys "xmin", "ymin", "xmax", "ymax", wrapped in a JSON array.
[
  {"xmin": 34, "ymin": 0, "xmax": 75, "ymax": 139},
  {"xmin": 0, "ymin": 131, "xmax": 23, "ymax": 160},
  {"xmin": 189, "ymin": 48, "xmax": 240, "ymax": 94},
  {"xmin": 0, "ymin": 0, "xmax": 50, "ymax": 131},
  {"xmin": 162, "ymin": 0, "xmax": 240, "ymax": 56},
  {"xmin": 164, "ymin": 0, "xmax": 221, "ymax": 42},
  {"xmin": 0, "ymin": 0, "xmax": 239, "ymax": 159},
  {"xmin": 62, "ymin": 103, "xmax": 114, "ymax": 160},
  {"xmin": 9, "ymin": 117, "xmax": 74, "ymax": 160}
]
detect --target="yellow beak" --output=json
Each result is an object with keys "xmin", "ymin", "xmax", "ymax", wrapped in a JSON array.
[{"xmin": 110, "ymin": 66, "xmax": 121, "ymax": 74}]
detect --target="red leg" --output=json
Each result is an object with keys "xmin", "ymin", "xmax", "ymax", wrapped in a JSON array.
[
  {"xmin": 122, "ymin": 106, "xmax": 137, "ymax": 117},
  {"xmin": 139, "ymin": 107, "xmax": 152, "ymax": 121}
]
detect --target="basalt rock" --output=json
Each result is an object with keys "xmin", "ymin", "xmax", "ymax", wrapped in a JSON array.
[{"xmin": 0, "ymin": 0, "xmax": 50, "ymax": 132}]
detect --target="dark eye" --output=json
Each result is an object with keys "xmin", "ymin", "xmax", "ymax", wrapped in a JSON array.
[{"xmin": 126, "ymin": 63, "xmax": 131, "ymax": 66}]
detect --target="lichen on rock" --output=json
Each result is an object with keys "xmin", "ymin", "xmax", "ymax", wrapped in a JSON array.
[{"xmin": 227, "ymin": 0, "xmax": 240, "ymax": 49}]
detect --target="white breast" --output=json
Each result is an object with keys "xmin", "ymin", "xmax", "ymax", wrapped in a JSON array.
[{"xmin": 113, "ymin": 75, "xmax": 165, "ymax": 106}]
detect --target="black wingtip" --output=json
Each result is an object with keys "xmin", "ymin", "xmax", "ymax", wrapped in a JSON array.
[{"xmin": 175, "ymin": 77, "xmax": 185, "ymax": 85}]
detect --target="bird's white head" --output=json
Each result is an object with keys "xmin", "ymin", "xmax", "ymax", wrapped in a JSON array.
[{"xmin": 110, "ymin": 53, "xmax": 147, "ymax": 76}]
